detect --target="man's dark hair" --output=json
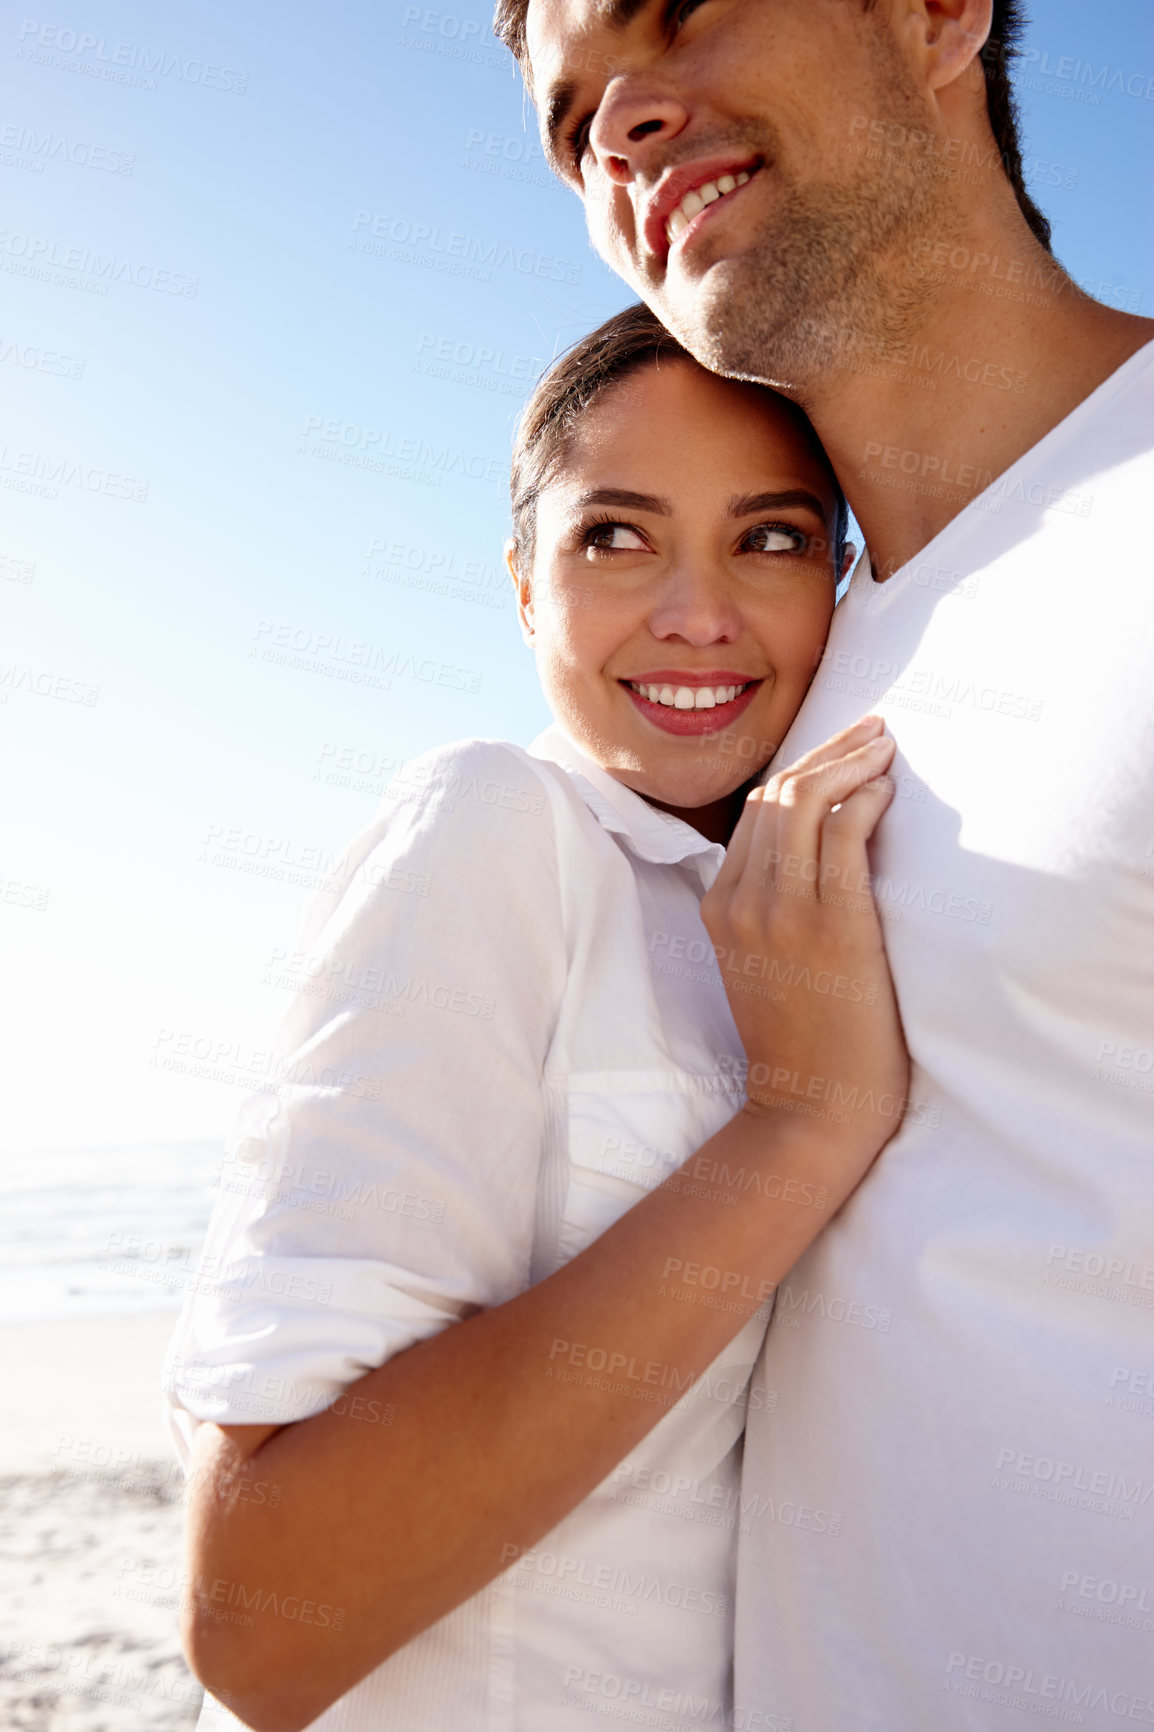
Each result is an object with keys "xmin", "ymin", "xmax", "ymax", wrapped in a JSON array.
[{"xmin": 491, "ymin": 0, "xmax": 1052, "ymax": 253}]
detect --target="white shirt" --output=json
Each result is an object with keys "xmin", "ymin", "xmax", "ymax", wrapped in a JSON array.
[
  {"xmin": 736, "ymin": 341, "xmax": 1154, "ymax": 1729},
  {"xmin": 165, "ymin": 724, "xmax": 770, "ymax": 1732}
]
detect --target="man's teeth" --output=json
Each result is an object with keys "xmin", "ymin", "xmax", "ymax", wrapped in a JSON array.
[
  {"xmin": 629, "ymin": 682, "xmax": 751, "ymax": 710},
  {"xmin": 666, "ymin": 170, "xmax": 751, "ymax": 243}
]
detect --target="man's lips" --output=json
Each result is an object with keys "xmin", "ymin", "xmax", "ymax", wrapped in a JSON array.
[{"xmin": 642, "ymin": 156, "xmax": 762, "ymax": 266}]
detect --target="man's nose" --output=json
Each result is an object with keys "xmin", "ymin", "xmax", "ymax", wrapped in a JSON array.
[{"xmin": 589, "ymin": 75, "xmax": 689, "ymax": 183}]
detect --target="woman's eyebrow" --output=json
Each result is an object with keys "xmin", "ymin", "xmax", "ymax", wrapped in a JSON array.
[
  {"xmin": 728, "ymin": 489, "xmax": 828, "ymax": 520},
  {"xmin": 573, "ymin": 486, "xmax": 673, "ymax": 514}
]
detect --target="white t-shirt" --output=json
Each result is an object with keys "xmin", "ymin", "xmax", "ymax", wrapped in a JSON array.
[
  {"xmin": 166, "ymin": 725, "xmax": 768, "ymax": 1732},
  {"xmin": 736, "ymin": 341, "xmax": 1154, "ymax": 1729}
]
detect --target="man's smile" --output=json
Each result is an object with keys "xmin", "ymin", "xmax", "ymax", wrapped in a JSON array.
[{"xmin": 642, "ymin": 156, "xmax": 763, "ymax": 265}]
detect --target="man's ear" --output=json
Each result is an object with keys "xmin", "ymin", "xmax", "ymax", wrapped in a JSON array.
[
  {"xmin": 840, "ymin": 542, "xmax": 858, "ymax": 586},
  {"xmin": 505, "ymin": 538, "xmax": 535, "ymax": 645},
  {"xmin": 901, "ymin": 0, "xmax": 993, "ymax": 94}
]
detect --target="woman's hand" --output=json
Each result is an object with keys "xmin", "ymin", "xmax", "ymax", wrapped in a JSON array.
[
  {"xmin": 701, "ymin": 714, "xmax": 907, "ymax": 1194},
  {"xmin": 181, "ymin": 713, "xmax": 908, "ymax": 1732}
]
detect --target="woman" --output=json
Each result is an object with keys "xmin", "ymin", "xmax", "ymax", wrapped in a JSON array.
[{"xmin": 165, "ymin": 304, "xmax": 906, "ymax": 1731}]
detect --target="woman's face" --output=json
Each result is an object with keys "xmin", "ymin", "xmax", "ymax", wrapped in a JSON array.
[{"xmin": 512, "ymin": 359, "xmax": 844, "ymax": 832}]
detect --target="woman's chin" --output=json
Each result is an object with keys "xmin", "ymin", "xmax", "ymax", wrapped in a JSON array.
[{"xmin": 621, "ymin": 767, "xmax": 759, "ymax": 816}]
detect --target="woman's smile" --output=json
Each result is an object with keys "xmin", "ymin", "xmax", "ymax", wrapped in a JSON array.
[{"xmin": 620, "ymin": 671, "xmax": 764, "ymax": 735}]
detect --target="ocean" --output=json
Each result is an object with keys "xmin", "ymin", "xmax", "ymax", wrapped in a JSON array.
[{"xmin": 0, "ymin": 1142, "xmax": 222, "ymax": 1322}]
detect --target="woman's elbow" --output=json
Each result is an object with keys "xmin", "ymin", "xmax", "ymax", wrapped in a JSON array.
[{"xmin": 181, "ymin": 1609, "xmax": 321, "ymax": 1732}]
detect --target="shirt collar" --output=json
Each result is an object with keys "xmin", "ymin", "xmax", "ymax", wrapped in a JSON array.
[{"xmin": 528, "ymin": 723, "xmax": 726, "ymax": 877}]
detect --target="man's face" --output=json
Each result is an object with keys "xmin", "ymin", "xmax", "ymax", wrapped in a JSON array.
[{"xmin": 525, "ymin": 0, "xmax": 943, "ymax": 385}]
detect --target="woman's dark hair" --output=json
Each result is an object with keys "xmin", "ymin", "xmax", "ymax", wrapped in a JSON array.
[
  {"xmin": 492, "ymin": 0, "xmax": 1052, "ymax": 254},
  {"xmin": 510, "ymin": 302, "xmax": 848, "ymax": 571}
]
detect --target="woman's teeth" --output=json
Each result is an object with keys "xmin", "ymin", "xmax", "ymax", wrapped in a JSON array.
[
  {"xmin": 629, "ymin": 681, "xmax": 751, "ymax": 711},
  {"xmin": 666, "ymin": 170, "xmax": 751, "ymax": 244}
]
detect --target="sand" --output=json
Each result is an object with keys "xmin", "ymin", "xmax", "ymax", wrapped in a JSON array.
[{"xmin": 0, "ymin": 1312, "xmax": 204, "ymax": 1729}]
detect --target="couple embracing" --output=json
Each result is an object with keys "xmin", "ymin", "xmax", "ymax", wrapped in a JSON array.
[{"xmin": 165, "ymin": 3, "xmax": 1154, "ymax": 1728}]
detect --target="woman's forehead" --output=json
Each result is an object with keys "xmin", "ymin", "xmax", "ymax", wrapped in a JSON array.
[{"xmin": 553, "ymin": 362, "xmax": 836, "ymax": 497}]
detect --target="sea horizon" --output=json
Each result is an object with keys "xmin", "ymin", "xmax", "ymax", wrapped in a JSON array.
[{"xmin": 0, "ymin": 1140, "xmax": 223, "ymax": 1323}]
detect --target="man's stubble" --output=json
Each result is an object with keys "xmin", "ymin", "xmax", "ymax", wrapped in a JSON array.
[{"xmin": 651, "ymin": 45, "xmax": 957, "ymax": 400}]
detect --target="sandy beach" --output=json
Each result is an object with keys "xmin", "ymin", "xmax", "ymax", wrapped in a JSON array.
[{"xmin": 0, "ymin": 1312, "xmax": 203, "ymax": 1730}]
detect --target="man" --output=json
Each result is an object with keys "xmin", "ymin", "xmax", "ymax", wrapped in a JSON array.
[{"xmin": 496, "ymin": 1, "xmax": 1154, "ymax": 1725}]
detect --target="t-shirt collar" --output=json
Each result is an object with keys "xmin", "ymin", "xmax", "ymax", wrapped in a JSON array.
[{"xmin": 528, "ymin": 723, "xmax": 726, "ymax": 874}]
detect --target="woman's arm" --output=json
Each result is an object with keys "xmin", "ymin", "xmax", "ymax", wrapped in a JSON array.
[{"xmin": 183, "ymin": 717, "xmax": 904, "ymax": 1732}]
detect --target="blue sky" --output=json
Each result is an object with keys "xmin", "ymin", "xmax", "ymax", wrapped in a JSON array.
[{"xmin": 2, "ymin": 0, "xmax": 1152, "ymax": 1150}]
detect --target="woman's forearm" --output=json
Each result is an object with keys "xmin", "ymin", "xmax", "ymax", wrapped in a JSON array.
[
  {"xmin": 186, "ymin": 721, "xmax": 906, "ymax": 1732},
  {"xmin": 184, "ymin": 1104, "xmax": 861, "ymax": 1732}
]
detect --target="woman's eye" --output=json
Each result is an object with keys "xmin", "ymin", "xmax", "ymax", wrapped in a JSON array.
[
  {"xmin": 586, "ymin": 522, "xmax": 648, "ymax": 552},
  {"xmin": 742, "ymin": 524, "xmax": 807, "ymax": 554}
]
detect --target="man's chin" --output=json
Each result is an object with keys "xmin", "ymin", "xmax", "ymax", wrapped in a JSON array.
[{"xmin": 656, "ymin": 256, "xmax": 791, "ymax": 388}]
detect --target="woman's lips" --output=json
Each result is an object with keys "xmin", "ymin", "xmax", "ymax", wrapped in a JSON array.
[{"xmin": 623, "ymin": 679, "xmax": 762, "ymax": 737}]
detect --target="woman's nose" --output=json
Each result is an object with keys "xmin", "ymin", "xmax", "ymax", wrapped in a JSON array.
[
  {"xmin": 647, "ymin": 566, "xmax": 742, "ymax": 646},
  {"xmin": 588, "ymin": 75, "xmax": 689, "ymax": 183}
]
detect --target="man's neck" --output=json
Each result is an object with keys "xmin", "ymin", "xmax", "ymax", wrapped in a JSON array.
[{"xmin": 794, "ymin": 217, "xmax": 1154, "ymax": 582}]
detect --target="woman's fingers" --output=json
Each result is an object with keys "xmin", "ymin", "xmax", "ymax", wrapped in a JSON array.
[
  {"xmin": 764, "ymin": 733, "xmax": 895, "ymax": 895},
  {"xmin": 816, "ymin": 774, "xmax": 896, "ymax": 914},
  {"xmin": 703, "ymin": 719, "xmax": 908, "ymax": 1165},
  {"xmin": 712, "ymin": 781, "xmax": 765, "ymax": 889},
  {"xmin": 711, "ymin": 715, "xmax": 887, "ymax": 894},
  {"xmin": 763, "ymin": 712, "xmax": 884, "ymax": 789}
]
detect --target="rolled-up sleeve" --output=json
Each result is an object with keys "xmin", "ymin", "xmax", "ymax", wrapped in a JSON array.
[{"xmin": 164, "ymin": 740, "xmax": 565, "ymax": 1461}]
